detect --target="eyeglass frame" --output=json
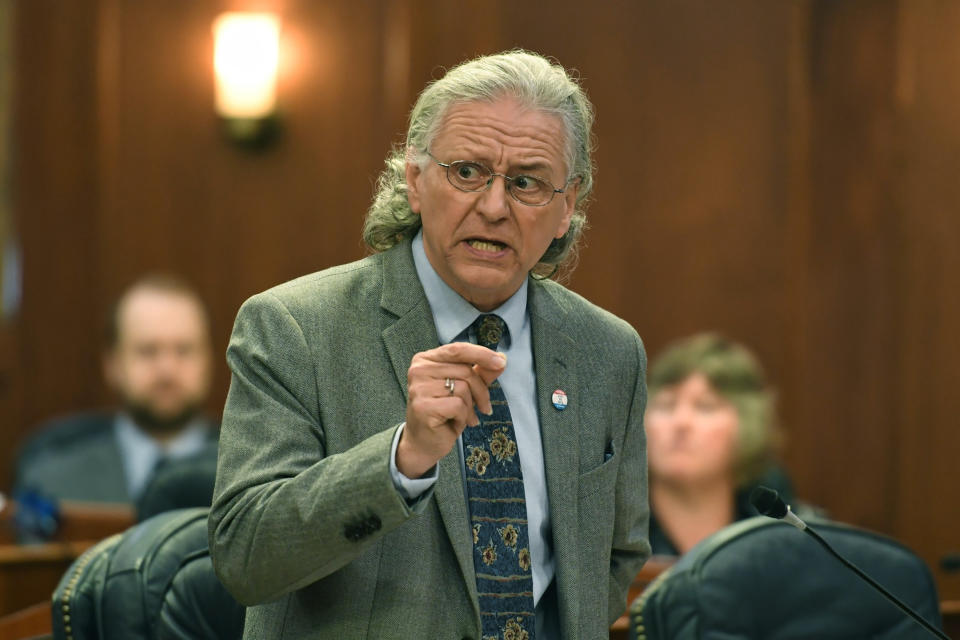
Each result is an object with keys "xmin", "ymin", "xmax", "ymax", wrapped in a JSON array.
[{"xmin": 424, "ymin": 150, "xmax": 578, "ymax": 207}]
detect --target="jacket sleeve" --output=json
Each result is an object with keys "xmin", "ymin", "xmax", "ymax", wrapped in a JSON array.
[
  {"xmin": 208, "ymin": 291, "xmax": 416, "ymax": 606},
  {"xmin": 607, "ymin": 331, "xmax": 652, "ymax": 624}
]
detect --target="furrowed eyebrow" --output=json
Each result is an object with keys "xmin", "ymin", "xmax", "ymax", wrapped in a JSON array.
[
  {"xmin": 515, "ymin": 162, "xmax": 550, "ymax": 172},
  {"xmin": 445, "ymin": 150, "xmax": 553, "ymax": 176},
  {"xmin": 445, "ymin": 147, "xmax": 491, "ymax": 165}
]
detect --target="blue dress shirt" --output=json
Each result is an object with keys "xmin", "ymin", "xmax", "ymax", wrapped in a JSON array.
[{"xmin": 114, "ymin": 414, "xmax": 212, "ymax": 499}]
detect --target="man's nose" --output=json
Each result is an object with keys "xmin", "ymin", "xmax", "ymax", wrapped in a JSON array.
[
  {"xmin": 475, "ymin": 175, "xmax": 511, "ymax": 220},
  {"xmin": 154, "ymin": 348, "xmax": 183, "ymax": 373}
]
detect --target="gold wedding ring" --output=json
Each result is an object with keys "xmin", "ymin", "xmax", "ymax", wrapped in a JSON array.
[{"xmin": 444, "ymin": 377, "xmax": 455, "ymax": 395}]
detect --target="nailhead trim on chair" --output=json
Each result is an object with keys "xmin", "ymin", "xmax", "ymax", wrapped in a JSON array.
[
  {"xmin": 59, "ymin": 535, "xmax": 122, "ymax": 640},
  {"xmin": 630, "ymin": 567, "xmax": 675, "ymax": 640}
]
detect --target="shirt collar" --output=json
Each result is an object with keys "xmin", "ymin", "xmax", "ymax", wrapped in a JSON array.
[
  {"xmin": 115, "ymin": 412, "xmax": 210, "ymax": 457},
  {"xmin": 411, "ymin": 229, "xmax": 528, "ymax": 346}
]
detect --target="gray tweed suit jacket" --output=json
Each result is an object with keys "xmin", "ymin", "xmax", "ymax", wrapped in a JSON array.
[{"xmin": 209, "ymin": 239, "xmax": 650, "ymax": 639}]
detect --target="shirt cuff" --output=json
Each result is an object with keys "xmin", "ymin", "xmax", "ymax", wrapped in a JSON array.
[{"xmin": 389, "ymin": 423, "xmax": 438, "ymax": 509}]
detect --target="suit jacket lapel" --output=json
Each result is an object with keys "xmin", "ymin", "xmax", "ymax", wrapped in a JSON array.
[
  {"xmin": 529, "ymin": 280, "xmax": 581, "ymax": 636},
  {"xmin": 378, "ymin": 240, "xmax": 479, "ymax": 609}
]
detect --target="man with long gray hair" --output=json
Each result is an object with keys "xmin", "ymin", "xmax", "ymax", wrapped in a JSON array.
[{"xmin": 210, "ymin": 49, "xmax": 650, "ymax": 639}]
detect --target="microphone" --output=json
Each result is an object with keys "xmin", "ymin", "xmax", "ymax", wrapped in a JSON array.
[
  {"xmin": 749, "ymin": 485, "xmax": 807, "ymax": 531},
  {"xmin": 750, "ymin": 486, "xmax": 950, "ymax": 640},
  {"xmin": 941, "ymin": 553, "xmax": 960, "ymax": 573}
]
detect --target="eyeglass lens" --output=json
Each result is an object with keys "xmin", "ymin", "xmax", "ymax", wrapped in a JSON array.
[{"xmin": 446, "ymin": 161, "xmax": 556, "ymax": 206}]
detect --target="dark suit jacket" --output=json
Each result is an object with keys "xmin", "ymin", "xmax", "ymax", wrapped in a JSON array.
[
  {"xmin": 209, "ymin": 239, "xmax": 651, "ymax": 639},
  {"xmin": 15, "ymin": 412, "xmax": 218, "ymax": 505},
  {"xmin": 648, "ymin": 468, "xmax": 797, "ymax": 556}
]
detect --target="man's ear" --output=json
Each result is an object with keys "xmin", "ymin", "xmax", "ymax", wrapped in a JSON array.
[
  {"xmin": 554, "ymin": 178, "xmax": 580, "ymax": 239},
  {"xmin": 405, "ymin": 147, "xmax": 423, "ymax": 213}
]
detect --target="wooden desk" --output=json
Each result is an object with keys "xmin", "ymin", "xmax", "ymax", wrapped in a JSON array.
[
  {"xmin": 941, "ymin": 600, "xmax": 960, "ymax": 638},
  {"xmin": 0, "ymin": 500, "xmax": 133, "ymax": 546},
  {"xmin": 0, "ymin": 601, "xmax": 51, "ymax": 640},
  {"xmin": 50, "ymin": 502, "xmax": 133, "ymax": 543},
  {"xmin": 0, "ymin": 542, "xmax": 91, "ymax": 618},
  {"xmin": 0, "ymin": 501, "xmax": 134, "ymax": 617}
]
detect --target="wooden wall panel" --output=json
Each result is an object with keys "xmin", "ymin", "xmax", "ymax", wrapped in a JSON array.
[
  {"xmin": 0, "ymin": 0, "xmax": 20, "ymax": 491},
  {"xmin": 7, "ymin": 1, "xmax": 105, "ymax": 484},
  {"xmin": 893, "ymin": 0, "xmax": 960, "ymax": 600},
  {"xmin": 786, "ymin": 0, "xmax": 904, "ymax": 535}
]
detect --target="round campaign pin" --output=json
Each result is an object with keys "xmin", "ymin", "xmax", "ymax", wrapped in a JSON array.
[{"xmin": 551, "ymin": 389, "xmax": 568, "ymax": 411}]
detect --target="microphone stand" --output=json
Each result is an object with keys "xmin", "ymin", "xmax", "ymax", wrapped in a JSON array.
[
  {"xmin": 801, "ymin": 525, "xmax": 949, "ymax": 640},
  {"xmin": 751, "ymin": 486, "xmax": 950, "ymax": 640}
]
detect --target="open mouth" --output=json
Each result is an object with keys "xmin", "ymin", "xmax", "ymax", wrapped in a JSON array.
[{"xmin": 466, "ymin": 239, "xmax": 507, "ymax": 253}]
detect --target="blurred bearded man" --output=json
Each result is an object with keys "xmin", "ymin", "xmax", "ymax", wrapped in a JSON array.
[{"xmin": 14, "ymin": 274, "xmax": 218, "ymax": 505}]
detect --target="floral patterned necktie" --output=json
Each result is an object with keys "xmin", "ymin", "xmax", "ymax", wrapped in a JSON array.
[{"xmin": 462, "ymin": 314, "xmax": 535, "ymax": 640}]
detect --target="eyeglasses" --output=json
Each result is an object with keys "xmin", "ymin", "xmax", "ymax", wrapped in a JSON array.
[{"xmin": 425, "ymin": 150, "xmax": 574, "ymax": 207}]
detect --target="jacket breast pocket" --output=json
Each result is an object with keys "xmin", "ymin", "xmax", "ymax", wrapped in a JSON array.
[
  {"xmin": 575, "ymin": 444, "xmax": 619, "ymax": 616},
  {"xmin": 577, "ymin": 448, "xmax": 619, "ymax": 501}
]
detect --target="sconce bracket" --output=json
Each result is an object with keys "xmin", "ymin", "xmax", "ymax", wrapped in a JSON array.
[{"xmin": 220, "ymin": 113, "xmax": 282, "ymax": 151}]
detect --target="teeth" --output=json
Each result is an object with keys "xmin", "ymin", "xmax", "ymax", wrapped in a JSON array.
[{"xmin": 468, "ymin": 240, "xmax": 504, "ymax": 252}]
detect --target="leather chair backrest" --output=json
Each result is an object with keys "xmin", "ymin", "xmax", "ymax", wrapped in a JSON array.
[
  {"xmin": 52, "ymin": 533, "xmax": 123, "ymax": 640},
  {"xmin": 52, "ymin": 508, "xmax": 244, "ymax": 640},
  {"xmin": 135, "ymin": 445, "xmax": 219, "ymax": 522},
  {"xmin": 158, "ymin": 547, "xmax": 241, "ymax": 639},
  {"xmin": 630, "ymin": 517, "xmax": 942, "ymax": 640}
]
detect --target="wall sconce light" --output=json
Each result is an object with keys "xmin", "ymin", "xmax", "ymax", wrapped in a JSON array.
[{"xmin": 213, "ymin": 12, "xmax": 281, "ymax": 149}]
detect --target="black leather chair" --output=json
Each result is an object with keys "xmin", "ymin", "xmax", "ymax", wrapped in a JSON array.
[
  {"xmin": 52, "ymin": 507, "xmax": 244, "ymax": 640},
  {"xmin": 135, "ymin": 445, "xmax": 219, "ymax": 522},
  {"xmin": 630, "ymin": 516, "xmax": 942, "ymax": 640}
]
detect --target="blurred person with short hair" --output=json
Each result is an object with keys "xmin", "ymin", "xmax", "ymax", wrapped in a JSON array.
[
  {"xmin": 644, "ymin": 332, "xmax": 792, "ymax": 555},
  {"xmin": 14, "ymin": 274, "xmax": 218, "ymax": 505}
]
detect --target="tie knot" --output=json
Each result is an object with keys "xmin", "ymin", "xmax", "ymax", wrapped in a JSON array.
[{"xmin": 473, "ymin": 314, "xmax": 506, "ymax": 350}]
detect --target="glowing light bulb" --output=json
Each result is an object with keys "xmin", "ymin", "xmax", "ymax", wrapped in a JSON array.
[{"xmin": 213, "ymin": 13, "xmax": 280, "ymax": 119}]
